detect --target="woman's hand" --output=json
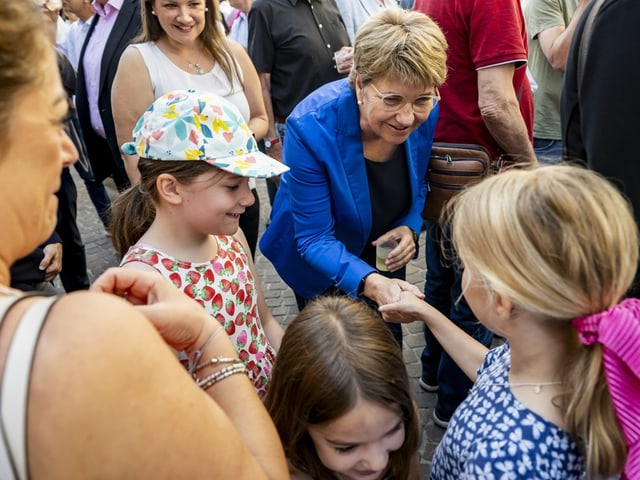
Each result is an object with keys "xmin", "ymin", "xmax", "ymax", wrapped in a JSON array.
[
  {"xmin": 362, "ymin": 273, "xmax": 424, "ymax": 322},
  {"xmin": 90, "ymin": 267, "xmax": 211, "ymax": 351},
  {"xmin": 378, "ymin": 290, "xmax": 432, "ymax": 323},
  {"xmin": 373, "ymin": 226, "xmax": 417, "ymax": 272},
  {"xmin": 40, "ymin": 242, "xmax": 63, "ymax": 282}
]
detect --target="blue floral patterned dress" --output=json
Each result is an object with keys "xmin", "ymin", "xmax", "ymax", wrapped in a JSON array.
[{"xmin": 431, "ymin": 343, "xmax": 585, "ymax": 479}]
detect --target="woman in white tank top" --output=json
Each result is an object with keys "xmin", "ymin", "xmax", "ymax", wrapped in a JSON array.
[{"xmin": 111, "ymin": 0, "xmax": 268, "ymax": 185}]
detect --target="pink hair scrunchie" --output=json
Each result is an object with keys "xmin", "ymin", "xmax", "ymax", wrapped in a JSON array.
[{"xmin": 573, "ymin": 298, "xmax": 640, "ymax": 480}]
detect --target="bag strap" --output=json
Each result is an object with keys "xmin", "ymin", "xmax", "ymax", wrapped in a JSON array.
[
  {"xmin": 0, "ymin": 296, "xmax": 31, "ymax": 480},
  {"xmin": 577, "ymin": 0, "xmax": 607, "ymax": 96},
  {"xmin": 0, "ymin": 296, "xmax": 59, "ymax": 480}
]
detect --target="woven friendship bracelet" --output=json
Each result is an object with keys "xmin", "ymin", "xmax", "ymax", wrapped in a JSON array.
[
  {"xmin": 187, "ymin": 324, "xmax": 224, "ymax": 376},
  {"xmin": 197, "ymin": 363, "xmax": 248, "ymax": 391}
]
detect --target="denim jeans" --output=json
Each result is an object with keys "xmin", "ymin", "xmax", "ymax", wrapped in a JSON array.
[
  {"xmin": 421, "ymin": 220, "xmax": 493, "ymax": 420},
  {"xmin": 533, "ymin": 138, "xmax": 563, "ymax": 165}
]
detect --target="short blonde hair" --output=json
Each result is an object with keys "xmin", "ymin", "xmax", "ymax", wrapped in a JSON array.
[
  {"xmin": 450, "ymin": 164, "xmax": 637, "ymax": 477},
  {"xmin": 349, "ymin": 9, "xmax": 447, "ymax": 89}
]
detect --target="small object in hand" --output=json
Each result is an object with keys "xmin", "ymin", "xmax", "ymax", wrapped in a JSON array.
[
  {"xmin": 375, "ymin": 240, "xmax": 397, "ymax": 272},
  {"xmin": 334, "ymin": 49, "xmax": 349, "ymax": 71}
]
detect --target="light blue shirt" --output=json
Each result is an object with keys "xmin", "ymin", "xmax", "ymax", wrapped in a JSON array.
[
  {"xmin": 228, "ymin": 11, "xmax": 248, "ymax": 48},
  {"xmin": 58, "ymin": 15, "xmax": 93, "ymax": 70}
]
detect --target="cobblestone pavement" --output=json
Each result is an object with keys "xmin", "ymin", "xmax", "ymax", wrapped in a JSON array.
[{"xmin": 75, "ymin": 173, "xmax": 444, "ymax": 478}]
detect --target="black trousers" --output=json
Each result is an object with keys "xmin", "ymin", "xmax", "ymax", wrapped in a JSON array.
[{"xmin": 56, "ymin": 168, "xmax": 90, "ymax": 291}]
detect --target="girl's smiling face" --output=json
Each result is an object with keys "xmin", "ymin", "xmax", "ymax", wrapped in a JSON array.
[
  {"xmin": 175, "ymin": 168, "xmax": 255, "ymax": 237},
  {"xmin": 307, "ymin": 398, "xmax": 406, "ymax": 480}
]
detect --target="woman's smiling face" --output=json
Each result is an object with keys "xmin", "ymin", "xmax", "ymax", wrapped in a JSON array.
[
  {"xmin": 356, "ymin": 74, "xmax": 437, "ymax": 145},
  {"xmin": 152, "ymin": 0, "xmax": 207, "ymax": 45}
]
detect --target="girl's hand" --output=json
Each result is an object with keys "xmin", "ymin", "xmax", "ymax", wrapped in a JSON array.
[
  {"xmin": 90, "ymin": 267, "xmax": 210, "ymax": 351},
  {"xmin": 378, "ymin": 290, "xmax": 431, "ymax": 323}
]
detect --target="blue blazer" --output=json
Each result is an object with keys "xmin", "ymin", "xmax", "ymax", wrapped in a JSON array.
[{"xmin": 259, "ymin": 80, "xmax": 437, "ymax": 299}]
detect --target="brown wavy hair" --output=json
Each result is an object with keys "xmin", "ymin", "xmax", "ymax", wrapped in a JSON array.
[
  {"xmin": 265, "ymin": 296, "xmax": 420, "ymax": 480},
  {"xmin": 0, "ymin": 2, "xmax": 50, "ymax": 154}
]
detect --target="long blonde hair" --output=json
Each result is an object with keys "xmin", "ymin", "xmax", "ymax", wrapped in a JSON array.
[{"xmin": 450, "ymin": 164, "xmax": 637, "ymax": 477}]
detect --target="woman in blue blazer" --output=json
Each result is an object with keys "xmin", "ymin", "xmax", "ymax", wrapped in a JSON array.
[{"xmin": 260, "ymin": 9, "xmax": 447, "ymax": 341}]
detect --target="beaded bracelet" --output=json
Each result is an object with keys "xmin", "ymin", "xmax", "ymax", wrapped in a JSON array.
[
  {"xmin": 192, "ymin": 356, "xmax": 242, "ymax": 376},
  {"xmin": 187, "ymin": 324, "xmax": 224, "ymax": 376},
  {"xmin": 197, "ymin": 363, "xmax": 248, "ymax": 391}
]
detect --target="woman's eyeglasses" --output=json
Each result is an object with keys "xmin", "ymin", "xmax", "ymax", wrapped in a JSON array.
[{"xmin": 367, "ymin": 83, "xmax": 439, "ymax": 114}]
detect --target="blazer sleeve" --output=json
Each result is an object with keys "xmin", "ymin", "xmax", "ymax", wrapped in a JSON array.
[{"xmin": 284, "ymin": 111, "xmax": 375, "ymax": 297}]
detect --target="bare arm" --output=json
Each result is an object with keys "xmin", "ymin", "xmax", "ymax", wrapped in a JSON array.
[
  {"xmin": 25, "ymin": 282, "xmax": 288, "ymax": 479},
  {"xmin": 379, "ymin": 292, "xmax": 488, "ymax": 381},
  {"xmin": 111, "ymin": 46, "xmax": 155, "ymax": 185},
  {"xmin": 234, "ymin": 228, "xmax": 284, "ymax": 350},
  {"xmin": 537, "ymin": 0, "xmax": 590, "ymax": 71},
  {"xmin": 477, "ymin": 63, "xmax": 537, "ymax": 165},
  {"xmin": 228, "ymin": 40, "xmax": 269, "ymax": 140}
]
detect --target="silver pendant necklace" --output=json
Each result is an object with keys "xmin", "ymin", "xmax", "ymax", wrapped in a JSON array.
[{"xmin": 188, "ymin": 61, "xmax": 205, "ymax": 75}]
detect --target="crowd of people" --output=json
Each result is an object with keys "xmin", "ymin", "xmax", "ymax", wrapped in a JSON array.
[{"xmin": 1, "ymin": 0, "xmax": 638, "ymax": 478}]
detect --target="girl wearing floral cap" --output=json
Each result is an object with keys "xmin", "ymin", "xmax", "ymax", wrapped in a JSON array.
[{"xmin": 111, "ymin": 89, "xmax": 288, "ymax": 399}]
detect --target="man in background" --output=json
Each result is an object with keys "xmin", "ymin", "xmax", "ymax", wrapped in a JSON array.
[
  {"xmin": 562, "ymin": 0, "xmax": 640, "ymax": 297},
  {"xmin": 523, "ymin": 0, "xmax": 589, "ymax": 163},
  {"xmin": 75, "ymin": 0, "xmax": 140, "ymax": 200}
]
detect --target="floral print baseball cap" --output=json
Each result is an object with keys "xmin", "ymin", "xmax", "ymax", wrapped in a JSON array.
[{"xmin": 121, "ymin": 89, "xmax": 289, "ymax": 178}]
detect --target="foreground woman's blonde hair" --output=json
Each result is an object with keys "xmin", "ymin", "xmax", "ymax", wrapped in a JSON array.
[{"xmin": 450, "ymin": 164, "xmax": 637, "ymax": 478}]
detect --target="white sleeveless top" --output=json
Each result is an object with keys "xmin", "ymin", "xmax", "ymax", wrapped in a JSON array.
[{"xmin": 132, "ymin": 42, "xmax": 251, "ymax": 122}]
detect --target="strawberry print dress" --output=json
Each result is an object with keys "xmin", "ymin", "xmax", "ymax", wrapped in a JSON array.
[{"xmin": 121, "ymin": 235, "xmax": 275, "ymax": 399}]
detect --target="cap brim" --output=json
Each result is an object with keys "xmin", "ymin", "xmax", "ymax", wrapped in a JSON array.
[
  {"xmin": 205, "ymin": 151, "xmax": 289, "ymax": 178},
  {"xmin": 121, "ymin": 142, "xmax": 136, "ymax": 156}
]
